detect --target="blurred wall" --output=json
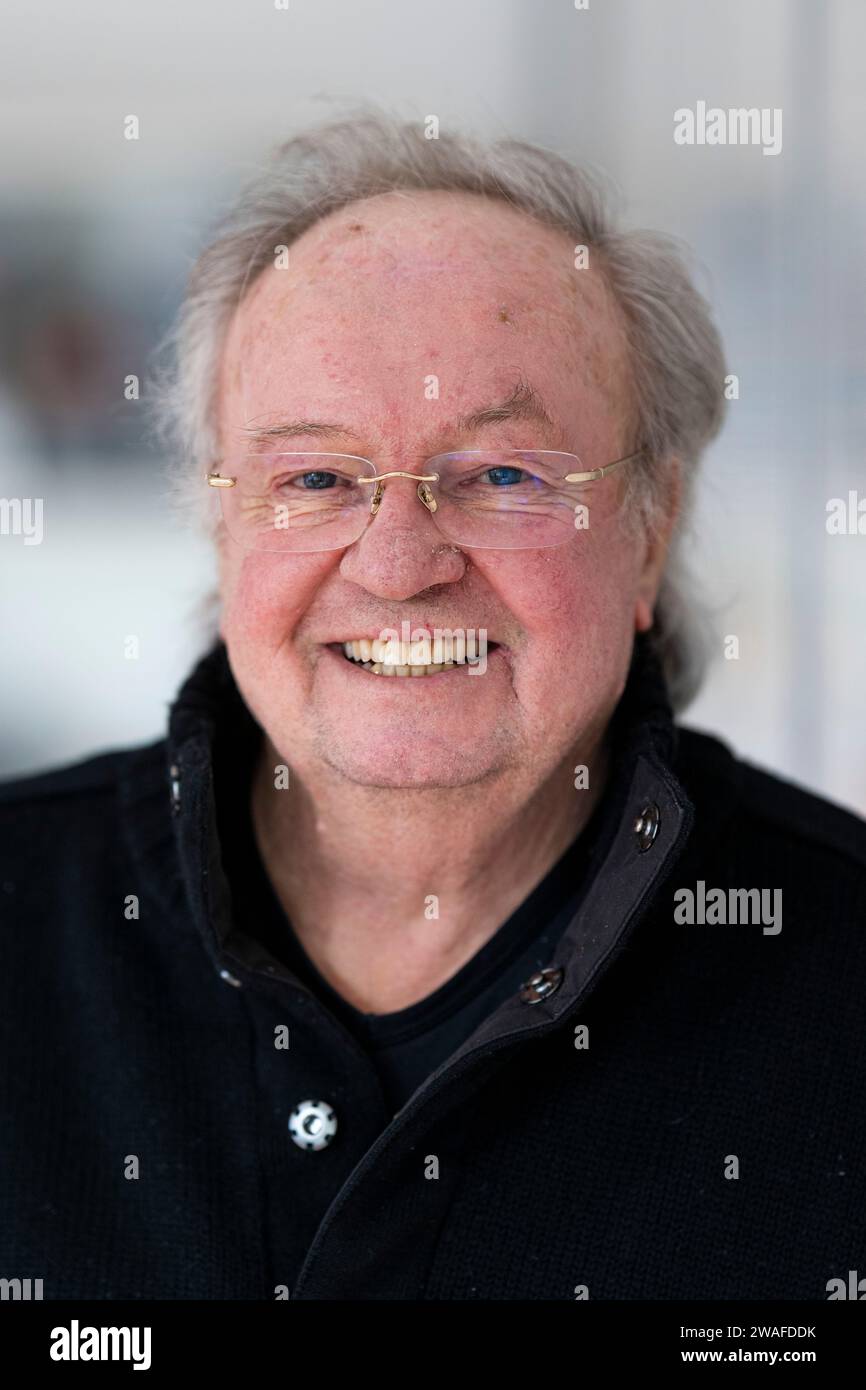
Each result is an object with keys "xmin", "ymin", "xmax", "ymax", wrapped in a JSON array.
[{"xmin": 1, "ymin": 0, "xmax": 863, "ymax": 812}]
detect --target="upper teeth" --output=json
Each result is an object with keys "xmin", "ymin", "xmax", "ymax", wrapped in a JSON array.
[{"xmin": 342, "ymin": 636, "xmax": 475, "ymax": 666}]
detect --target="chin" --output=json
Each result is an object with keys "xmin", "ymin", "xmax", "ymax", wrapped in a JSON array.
[{"xmin": 313, "ymin": 730, "xmax": 505, "ymax": 790}]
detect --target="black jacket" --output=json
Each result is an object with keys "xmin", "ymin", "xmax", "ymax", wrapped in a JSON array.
[{"xmin": 1, "ymin": 636, "xmax": 864, "ymax": 1301}]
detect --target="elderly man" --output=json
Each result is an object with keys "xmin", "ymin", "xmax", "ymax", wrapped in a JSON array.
[{"xmin": 1, "ymin": 112, "xmax": 864, "ymax": 1304}]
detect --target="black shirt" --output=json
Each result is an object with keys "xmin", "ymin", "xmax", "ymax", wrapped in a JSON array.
[{"xmin": 215, "ymin": 690, "xmax": 631, "ymax": 1114}]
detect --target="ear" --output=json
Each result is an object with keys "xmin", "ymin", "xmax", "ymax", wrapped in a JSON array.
[{"xmin": 634, "ymin": 458, "xmax": 682, "ymax": 633}]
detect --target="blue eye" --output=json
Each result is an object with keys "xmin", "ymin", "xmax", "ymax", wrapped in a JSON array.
[
  {"xmin": 300, "ymin": 472, "xmax": 338, "ymax": 489},
  {"xmin": 485, "ymin": 466, "xmax": 526, "ymax": 486}
]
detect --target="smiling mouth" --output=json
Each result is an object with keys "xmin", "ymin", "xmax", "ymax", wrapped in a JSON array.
[{"xmin": 330, "ymin": 637, "xmax": 498, "ymax": 677}]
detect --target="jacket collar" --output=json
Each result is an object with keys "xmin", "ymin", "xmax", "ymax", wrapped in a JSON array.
[
  {"xmin": 458, "ymin": 629, "xmax": 696, "ymax": 1046},
  {"xmin": 122, "ymin": 631, "xmax": 695, "ymax": 1032}
]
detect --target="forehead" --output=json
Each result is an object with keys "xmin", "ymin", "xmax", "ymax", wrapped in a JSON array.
[{"xmin": 218, "ymin": 189, "xmax": 631, "ymax": 443}]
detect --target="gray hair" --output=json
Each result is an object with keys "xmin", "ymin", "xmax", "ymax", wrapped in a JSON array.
[{"xmin": 150, "ymin": 106, "xmax": 727, "ymax": 710}]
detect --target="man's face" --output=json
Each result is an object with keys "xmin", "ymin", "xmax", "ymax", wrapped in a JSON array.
[{"xmin": 215, "ymin": 190, "xmax": 669, "ymax": 791}]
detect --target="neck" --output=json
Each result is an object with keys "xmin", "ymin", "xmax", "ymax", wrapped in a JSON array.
[{"xmin": 251, "ymin": 732, "xmax": 611, "ymax": 1013}]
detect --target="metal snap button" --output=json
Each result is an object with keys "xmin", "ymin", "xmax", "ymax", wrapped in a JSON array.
[
  {"xmin": 633, "ymin": 802, "xmax": 661, "ymax": 852},
  {"xmin": 288, "ymin": 1100, "xmax": 338, "ymax": 1151},
  {"xmin": 519, "ymin": 966, "xmax": 564, "ymax": 1004},
  {"xmin": 169, "ymin": 763, "xmax": 181, "ymax": 814}
]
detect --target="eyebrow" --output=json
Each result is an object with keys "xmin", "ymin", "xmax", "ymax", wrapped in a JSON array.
[{"xmin": 239, "ymin": 379, "xmax": 558, "ymax": 448}]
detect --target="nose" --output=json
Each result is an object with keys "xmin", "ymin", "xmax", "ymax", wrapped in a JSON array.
[{"xmin": 338, "ymin": 474, "xmax": 466, "ymax": 600}]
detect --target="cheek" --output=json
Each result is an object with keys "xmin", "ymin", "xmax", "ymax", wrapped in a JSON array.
[
  {"xmin": 497, "ymin": 539, "xmax": 641, "ymax": 725},
  {"xmin": 494, "ymin": 529, "xmax": 641, "ymax": 653},
  {"xmin": 218, "ymin": 549, "xmax": 326, "ymax": 650}
]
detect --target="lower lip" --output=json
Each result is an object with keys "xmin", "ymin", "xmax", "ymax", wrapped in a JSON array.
[{"xmin": 322, "ymin": 643, "xmax": 503, "ymax": 683}]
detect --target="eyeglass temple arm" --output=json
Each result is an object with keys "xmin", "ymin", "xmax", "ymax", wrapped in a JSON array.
[
  {"xmin": 206, "ymin": 472, "xmax": 236, "ymax": 488},
  {"xmin": 563, "ymin": 450, "xmax": 644, "ymax": 484}
]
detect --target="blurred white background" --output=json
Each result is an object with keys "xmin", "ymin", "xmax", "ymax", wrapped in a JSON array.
[{"xmin": 0, "ymin": 0, "xmax": 863, "ymax": 811}]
